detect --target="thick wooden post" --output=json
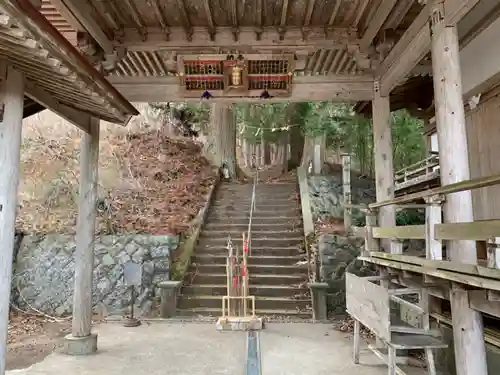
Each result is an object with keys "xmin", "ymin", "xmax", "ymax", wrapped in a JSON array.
[
  {"xmin": 63, "ymin": 117, "xmax": 100, "ymax": 355},
  {"xmin": 431, "ymin": 3, "xmax": 487, "ymax": 374},
  {"xmin": 371, "ymin": 82, "xmax": 401, "ymax": 254},
  {"xmin": 450, "ymin": 283, "xmax": 487, "ymax": 375},
  {"xmin": 430, "ymin": 1, "xmax": 475, "ymax": 264},
  {"xmin": 0, "ymin": 65, "xmax": 24, "ymax": 375}
]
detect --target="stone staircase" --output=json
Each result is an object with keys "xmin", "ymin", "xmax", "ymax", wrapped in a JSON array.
[{"xmin": 177, "ymin": 181, "xmax": 312, "ymax": 318}]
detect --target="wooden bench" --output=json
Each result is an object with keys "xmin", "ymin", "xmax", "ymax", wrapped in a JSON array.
[{"xmin": 346, "ymin": 273, "xmax": 447, "ymax": 375}]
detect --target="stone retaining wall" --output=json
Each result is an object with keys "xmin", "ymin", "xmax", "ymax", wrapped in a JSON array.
[
  {"xmin": 12, "ymin": 234, "xmax": 178, "ymax": 317},
  {"xmin": 308, "ymin": 173, "xmax": 376, "ymax": 314}
]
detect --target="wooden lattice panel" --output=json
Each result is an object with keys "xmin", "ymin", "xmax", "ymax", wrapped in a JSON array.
[{"xmin": 178, "ymin": 54, "xmax": 293, "ymax": 98}]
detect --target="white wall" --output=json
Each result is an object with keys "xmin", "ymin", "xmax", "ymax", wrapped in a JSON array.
[{"xmin": 460, "ymin": 15, "xmax": 500, "ymax": 97}]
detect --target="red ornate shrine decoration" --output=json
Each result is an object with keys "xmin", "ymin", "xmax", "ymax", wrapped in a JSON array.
[{"xmin": 178, "ymin": 54, "xmax": 294, "ymax": 98}]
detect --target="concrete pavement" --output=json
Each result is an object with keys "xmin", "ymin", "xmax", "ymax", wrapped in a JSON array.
[{"xmin": 7, "ymin": 322, "xmax": 426, "ymax": 375}]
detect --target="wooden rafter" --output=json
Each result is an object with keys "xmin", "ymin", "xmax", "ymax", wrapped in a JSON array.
[
  {"xmin": 353, "ymin": 0, "xmax": 371, "ymax": 27},
  {"xmin": 49, "ymin": 0, "xmax": 113, "ymax": 53},
  {"xmin": 303, "ymin": 0, "xmax": 316, "ymax": 27},
  {"xmin": 360, "ymin": 0, "xmax": 398, "ymax": 49},
  {"xmin": 328, "ymin": 0, "xmax": 342, "ymax": 25},
  {"xmin": 150, "ymin": 0, "xmax": 170, "ymax": 40},
  {"xmin": 376, "ymin": 2, "xmax": 432, "ymax": 96},
  {"xmin": 202, "ymin": 0, "xmax": 215, "ymax": 40},
  {"xmin": 176, "ymin": 0, "xmax": 193, "ymax": 41},
  {"xmin": 383, "ymin": 0, "xmax": 414, "ymax": 30},
  {"xmin": 119, "ymin": 26, "xmax": 359, "ymax": 52},
  {"xmin": 230, "ymin": 0, "xmax": 238, "ymax": 41},
  {"xmin": 278, "ymin": 0, "xmax": 289, "ymax": 40},
  {"xmin": 123, "ymin": 0, "xmax": 146, "ymax": 39}
]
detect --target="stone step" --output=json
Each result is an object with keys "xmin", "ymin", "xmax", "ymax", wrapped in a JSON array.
[
  {"xmin": 189, "ymin": 273, "xmax": 306, "ymax": 286},
  {"xmin": 212, "ymin": 196, "xmax": 297, "ymax": 204},
  {"xmin": 194, "ymin": 246, "xmax": 304, "ymax": 256},
  {"xmin": 211, "ymin": 202, "xmax": 297, "ymax": 210},
  {"xmin": 203, "ymin": 216, "xmax": 300, "ymax": 225},
  {"xmin": 198, "ymin": 237, "xmax": 303, "ymax": 248},
  {"xmin": 207, "ymin": 208, "xmax": 301, "ymax": 217},
  {"xmin": 188, "ymin": 263, "xmax": 308, "ymax": 275},
  {"xmin": 181, "ymin": 284, "xmax": 310, "ymax": 298},
  {"xmin": 191, "ymin": 254, "xmax": 306, "ymax": 266},
  {"xmin": 203, "ymin": 223, "xmax": 301, "ymax": 232},
  {"xmin": 176, "ymin": 307, "xmax": 312, "ymax": 319},
  {"xmin": 217, "ymin": 183, "xmax": 297, "ymax": 192},
  {"xmin": 199, "ymin": 230, "xmax": 303, "ymax": 240},
  {"xmin": 178, "ymin": 295, "xmax": 311, "ymax": 311}
]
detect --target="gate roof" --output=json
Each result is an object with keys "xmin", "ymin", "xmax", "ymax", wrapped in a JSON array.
[{"xmin": 0, "ymin": 0, "xmax": 138, "ymax": 129}]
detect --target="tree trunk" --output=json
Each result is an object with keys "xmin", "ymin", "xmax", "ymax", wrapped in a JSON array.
[
  {"xmin": 301, "ymin": 135, "xmax": 315, "ymax": 168},
  {"xmin": 263, "ymin": 140, "xmax": 271, "ymax": 165},
  {"xmin": 211, "ymin": 103, "xmax": 237, "ymax": 178},
  {"xmin": 278, "ymin": 132, "xmax": 289, "ymax": 173},
  {"xmin": 289, "ymin": 124, "xmax": 305, "ymax": 168}
]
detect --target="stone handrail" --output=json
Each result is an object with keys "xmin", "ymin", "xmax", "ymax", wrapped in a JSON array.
[
  {"xmin": 297, "ymin": 166, "xmax": 317, "ymax": 282},
  {"xmin": 172, "ymin": 173, "xmax": 220, "ymax": 280}
]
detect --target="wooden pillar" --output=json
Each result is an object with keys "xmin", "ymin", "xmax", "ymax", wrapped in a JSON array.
[
  {"xmin": 450, "ymin": 283, "xmax": 487, "ymax": 375},
  {"xmin": 0, "ymin": 65, "xmax": 24, "ymax": 375},
  {"xmin": 63, "ymin": 117, "xmax": 100, "ymax": 355},
  {"xmin": 430, "ymin": 4, "xmax": 488, "ymax": 374},
  {"xmin": 430, "ymin": 1, "xmax": 476, "ymax": 264},
  {"xmin": 371, "ymin": 82, "xmax": 402, "ymax": 254}
]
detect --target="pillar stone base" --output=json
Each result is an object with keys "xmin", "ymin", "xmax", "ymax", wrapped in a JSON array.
[
  {"xmin": 158, "ymin": 280, "xmax": 182, "ymax": 318},
  {"xmin": 62, "ymin": 333, "xmax": 98, "ymax": 355},
  {"xmin": 309, "ymin": 282, "xmax": 329, "ymax": 321}
]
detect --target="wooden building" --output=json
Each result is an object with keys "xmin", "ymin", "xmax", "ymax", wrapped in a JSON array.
[{"xmin": 2, "ymin": 1, "xmax": 500, "ymax": 375}]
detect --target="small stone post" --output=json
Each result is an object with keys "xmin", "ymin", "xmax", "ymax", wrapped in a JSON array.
[
  {"xmin": 158, "ymin": 281, "xmax": 182, "ymax": 318},
  {"xmin": 309, "ymin": 282, "xmax": 328, "ymax": 321},
  {"xmin": 341, "ymin": 153, "xmax": 352, "ymax": 232}
]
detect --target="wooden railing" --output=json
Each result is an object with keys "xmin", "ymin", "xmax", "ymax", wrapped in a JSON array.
[
  {"xmin": 394, "ymin": 152, "xmax": 440, "ymax": 192},
  {"xmin": 355, "ymin": 172, "xmax": 500, "ymax": 270}
]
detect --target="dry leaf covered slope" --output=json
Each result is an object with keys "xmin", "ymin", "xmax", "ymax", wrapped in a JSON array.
[{"xmin": 18, "ymin": 110, "xmax": 216, "ymax": 235}]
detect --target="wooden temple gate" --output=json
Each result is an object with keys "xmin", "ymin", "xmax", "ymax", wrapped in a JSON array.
[{"xmin": 1, "ymin": 0, "xmax": 500, "ymax": 375}]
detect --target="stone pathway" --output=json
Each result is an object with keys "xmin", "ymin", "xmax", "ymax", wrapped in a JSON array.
[{"xmin": 7, "ymin": 322, "xmax": 426, "ymax": 375}]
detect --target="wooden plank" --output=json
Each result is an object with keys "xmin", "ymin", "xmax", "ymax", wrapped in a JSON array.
[
  {"xmin": 360, "ymin": 0, "xmax": 398, "ymax": 49},
  {"xmin": 121, "ymin": 26, "xmax": 359, "ymax": 51},
  {"xmin": 372, "ymin": 225, "xmax": 425, "ymax": 240},
  {"xmin": 379, "ymin": 23, "xmax": 431, "ymax": 96},
  {"xmin": 360, "ymin": 255, "xmax": 500, "ymax": 292},
  {"xmin": 376, "ymin": 2, "xmax": 432, "ymax": 91},
  {"xmin": 468, "ymin": 290, "xmax": 500, "ymax": 318},
  {"xmin": 71, "ymin": 117, "xmax": 100, "ymax": 339},
  {"xmin": 346, "ymin": 273, "xmax": 391, "ymax": 341},
  {"xmin": 108, "ymin": 74, "xmax": 375, "ymax": 102},
  {"xmin": 0, "ymin": 65, "xmax": 24, "ymax": 375},
  {"xmin": 368, "ymin": 252, "xmax": 500, "ymax": 281},
  {"xmin": 390, "ymin": 333, "xmax": 448, "ymax": 350},
  {"xmin": 435, "ymin": 219, "xmax": 500, "ymax": 240},
  {"xmin": 444, "ymin": 0, "xmax": 480, "ymax": 26},
  {"xmin": 369, "ymin": 173, "xmax": 500, "ymax": 209}
]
